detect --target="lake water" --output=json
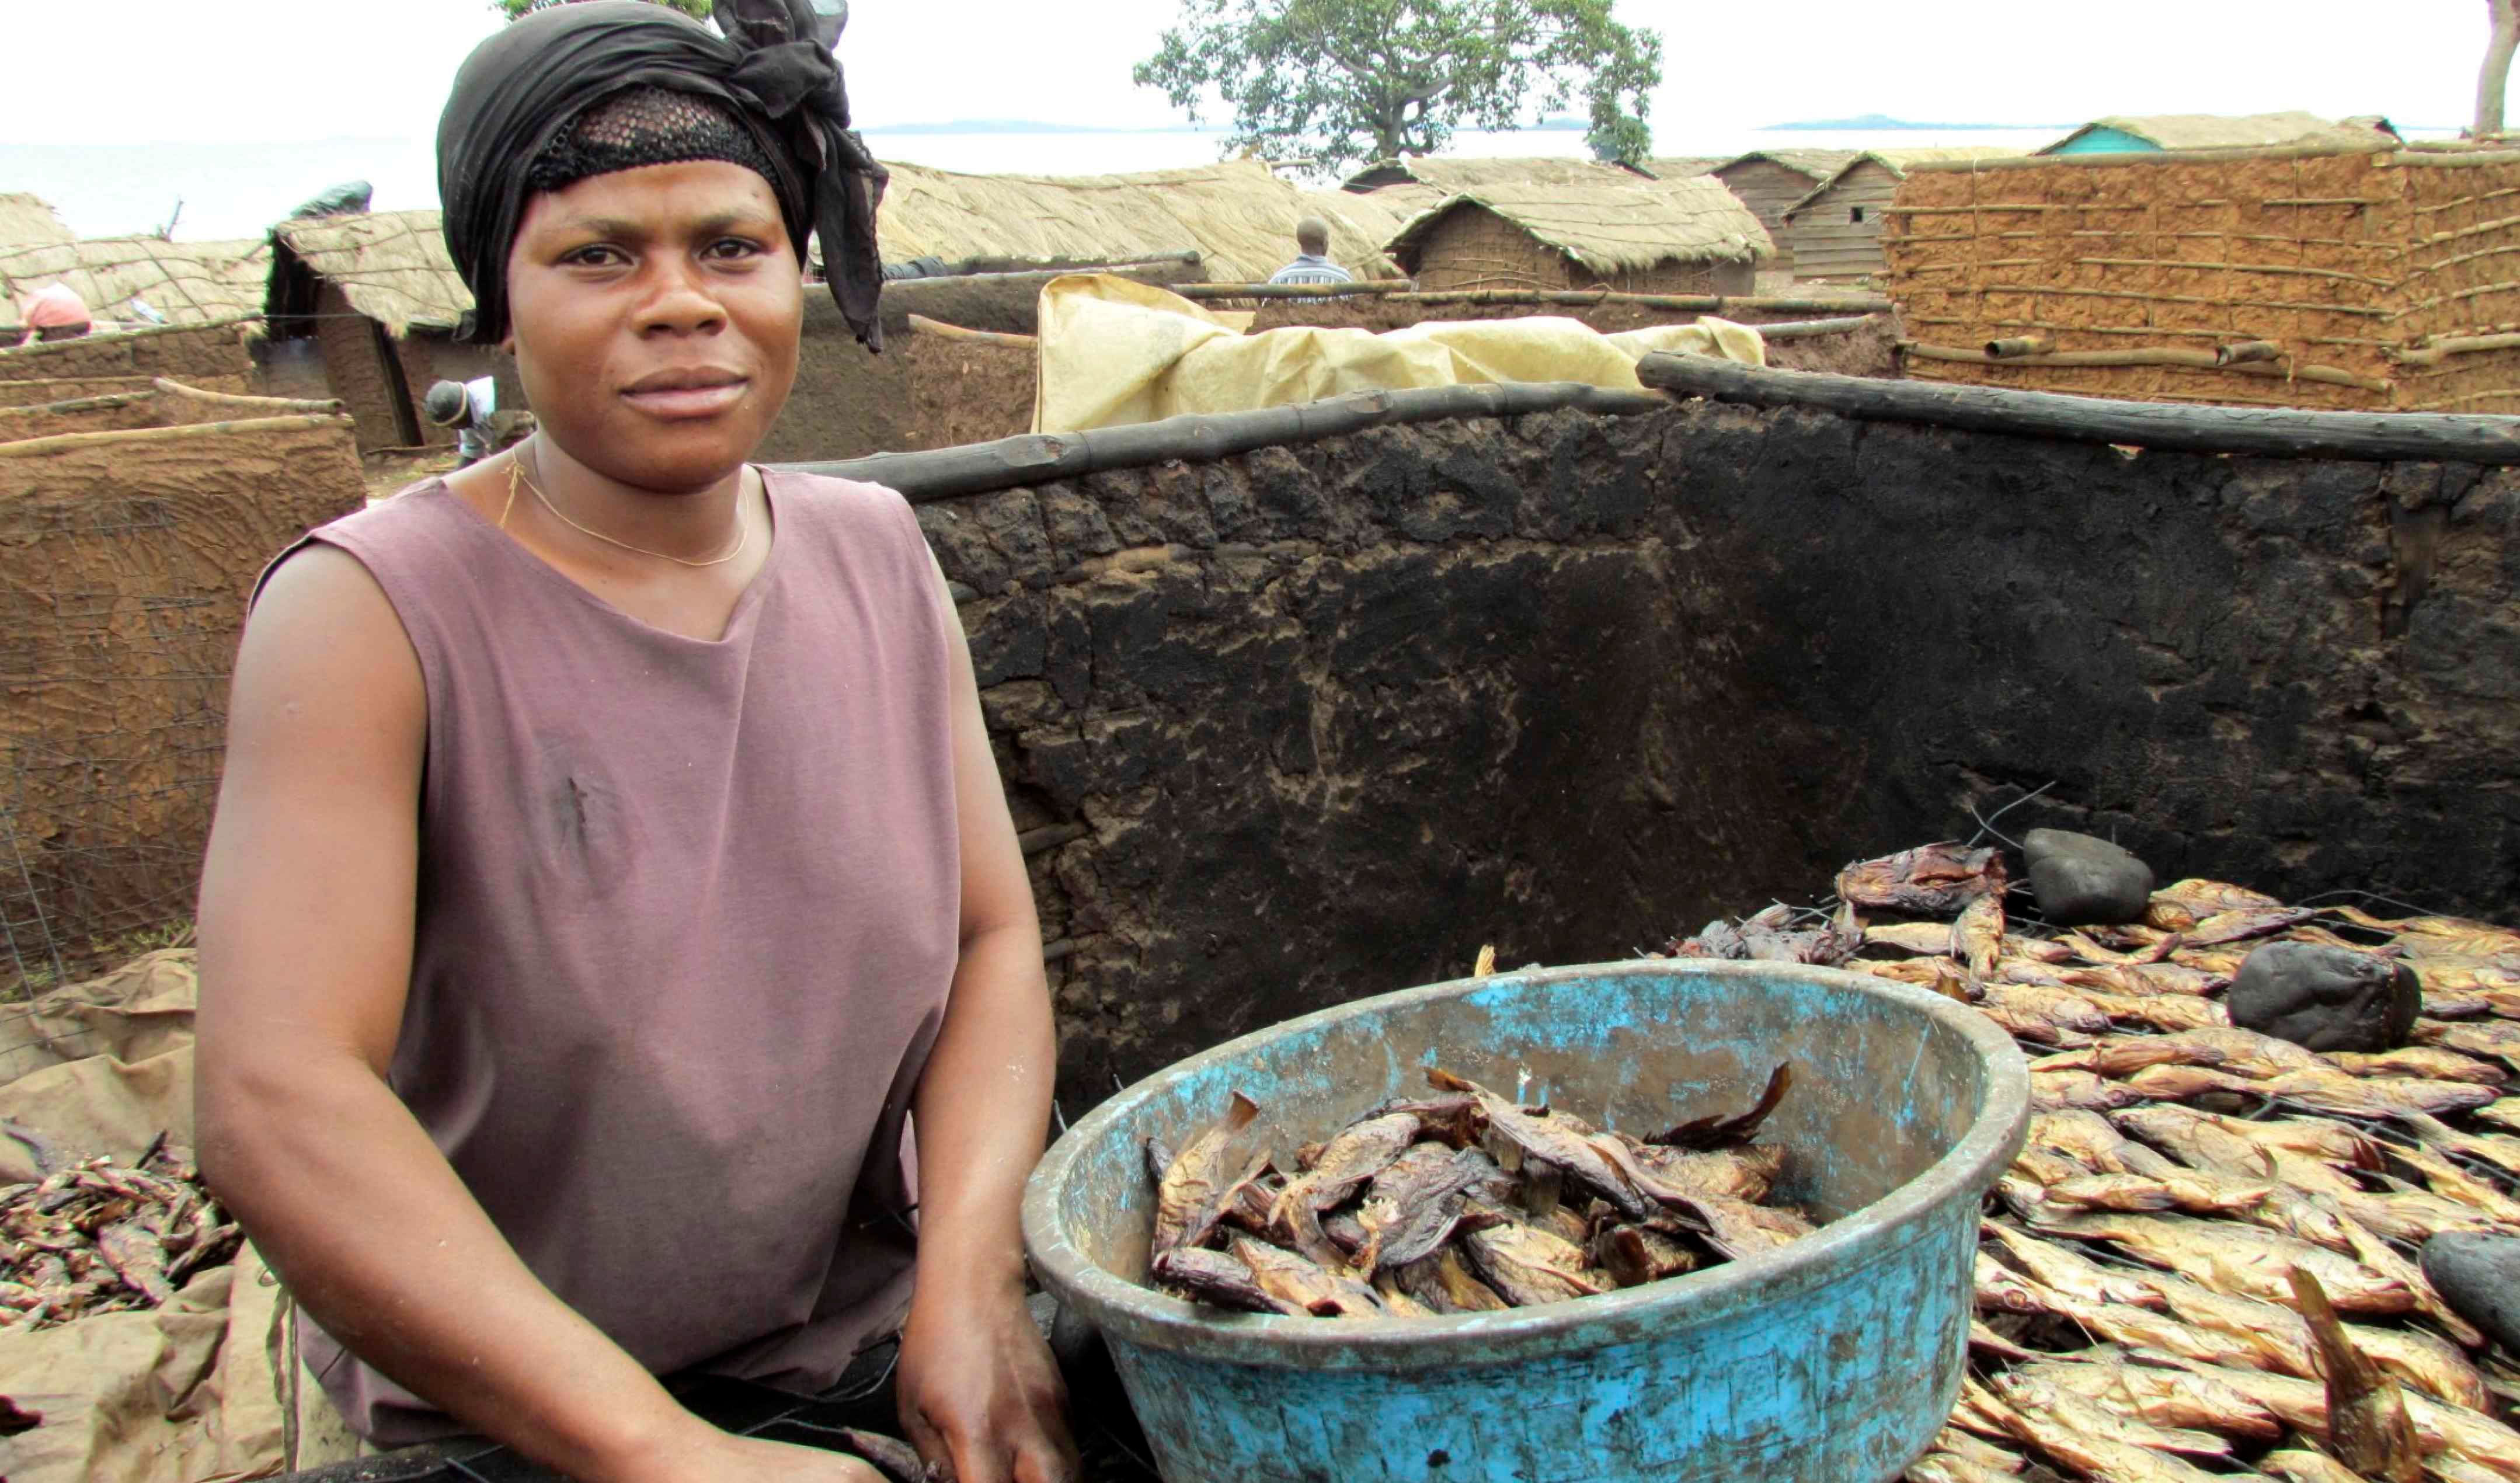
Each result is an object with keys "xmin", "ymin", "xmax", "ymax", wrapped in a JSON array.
[{"xmin": 2, "ymin": 127, "xmax": 2097, "ymax": 243}]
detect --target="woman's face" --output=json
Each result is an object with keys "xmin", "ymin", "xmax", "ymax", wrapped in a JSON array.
[{"xmin": 503, "ymin": 160, "xmax": 802, "ymax": 492}]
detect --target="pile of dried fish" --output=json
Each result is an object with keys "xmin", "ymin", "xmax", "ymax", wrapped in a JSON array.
[
  {"xmin": 1674, "ymin": 843, "xmax": 2520, "ymax": 1482},
  {"xmin": 1141, "ymin": 1063, "xmax": 1813, "ymax": 1318},
  {"xmin": 1, "ymin": 1128, "xmax": 241, "ymax": 1330}
]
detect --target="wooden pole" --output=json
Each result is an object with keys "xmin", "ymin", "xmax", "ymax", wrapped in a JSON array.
[
  {"xmin": 2215, "ymin": 340, "xmax": 2282, "ymax": 365},
  {"xmin": 1635, "ymin": 353, "xmax": 2520, "ymax": 462},
  {"xmin": 1171, "ymin": 283, "xmax": 1894, "ymax": 316},
  {"xmin": 1752, "ymin": 315, "xmax": 1882, "ymax": 340},
  {"xmin": 906, "ymin": 314, "xmax": 1038, "ymax": 349},
  {"xmin": 1901, "ymin": 341, "xmax": 2389, "ymax": 393},
  {"xmin": 1985, "ymin": 335, "xmax": 2053, "ymax": 358}
]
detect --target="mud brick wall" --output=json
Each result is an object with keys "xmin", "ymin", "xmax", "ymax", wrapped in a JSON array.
[
  {"xmin": 906, "ymin": 402, "xmax": 2520, "ymax": 1103},
  {"xmin": 0, "ymin": 322, "xmax": 255, "ymax": 387}
]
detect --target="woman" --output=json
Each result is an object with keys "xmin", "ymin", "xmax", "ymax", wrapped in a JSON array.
[{"xmin": 193, "ymin": 5, "xmax": 1074, "ymax": 1481}]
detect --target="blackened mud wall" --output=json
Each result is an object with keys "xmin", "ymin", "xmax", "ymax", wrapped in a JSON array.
[{"xmin": 882, "ymin": 400, "xmax": 2520, "ymax": 1102}]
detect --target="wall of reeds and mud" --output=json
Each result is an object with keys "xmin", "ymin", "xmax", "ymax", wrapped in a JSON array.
[
  {"xmin": 1885, "ymin": 145, "xmax": 2520, "ymax": 412},
  {"xmin": 0, "ymin": 319, "xmax": 257, "ymax": 388},
  {"xmin": 0, "ymin": 413, "xmax": 364, "ymax": 988},
  {"xmin": 855, "ymin": 396, "xmax": 2520, "ymax": 1101},
  {"xmin": 0, "ymin": 380, "xmax": 340, "ymax": 444}
]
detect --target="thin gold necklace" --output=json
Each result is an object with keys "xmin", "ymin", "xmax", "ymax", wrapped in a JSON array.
[{"xmin": 504, "ymin": 445, "xmax": 751, "ymax": 569}]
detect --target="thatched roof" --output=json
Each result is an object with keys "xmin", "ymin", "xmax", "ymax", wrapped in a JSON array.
[
  {"xmin": 2041, "ymin": 112, "xmax": 2400, "ymax": 155},
  {"xmin": 1646, "ymin": 156, "xmax": 1729, "ymax": 180},
  {"xmin": 0, "ymin": 195, "xmax": 74, "ymax": 252},
  {"xmin": 1386, "ymin": 177, "xmax": 1774, "ymax": 274},
  {"xmin": 1339, "ymin": 156, "xmax": 1654, "ymax": 193},
  {"xmin": 1714, "ymin": 149, "xmax": 1864, "ymax": 182},
  {"xmin": 268, "ymin": 210, "xmax": 471, "ymax": 338},
  {"xmin": 1783, "ymin": 148, "xmax": 2025, "ymax": 217},
  {"xmin": 877, "ymin": 159, "xmax": 1403, "ymax": 283},
  {"xmin": 0, "ymin": 236, "xmax": 272, "ymax": 332}
]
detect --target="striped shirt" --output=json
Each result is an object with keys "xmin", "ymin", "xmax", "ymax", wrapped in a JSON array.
[{"xmin": 1268, "ymin": 255, "xmax": 1356, "ymax": 286}]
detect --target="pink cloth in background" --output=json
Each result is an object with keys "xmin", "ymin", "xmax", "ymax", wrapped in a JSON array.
[{"xmin": 19, "ymin": 284, "xmax": 91, "ymax": 330}]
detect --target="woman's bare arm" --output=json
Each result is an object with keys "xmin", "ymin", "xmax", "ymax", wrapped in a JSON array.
[
  {"xmin": 895, "ymin": 561, "xmax": 1075, "ymax": 1483},
  {"xmin": 195, "ymin": 546, "xmax": 870, "ymax": 1483}
]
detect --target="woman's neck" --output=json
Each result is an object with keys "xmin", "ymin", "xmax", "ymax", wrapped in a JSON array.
[{"xmin": 523, "ymin": 436, "xmax": 749, "ymax": 566}]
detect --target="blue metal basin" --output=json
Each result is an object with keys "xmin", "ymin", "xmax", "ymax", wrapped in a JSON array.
[{"xmin": 1020, "ymin": 960, "xmax": 2029, "ymax": 1483}]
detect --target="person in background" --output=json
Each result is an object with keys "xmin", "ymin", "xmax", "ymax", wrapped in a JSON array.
[
  {"xmin": 1267, "ymin": 216, "xmax": 1355, "ymax": 286},
  {"xmin": 422, "ymin": 376, "xmax": 503, "ymax": 467},
  {"xmin": 16, "ymin": 283, "xmax": 93, "ymax": 344}
]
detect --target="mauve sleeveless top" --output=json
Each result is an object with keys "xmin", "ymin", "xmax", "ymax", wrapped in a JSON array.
[{"xmin": 267, "ymin": 473, "xmax": 960, "ymax": 1445}]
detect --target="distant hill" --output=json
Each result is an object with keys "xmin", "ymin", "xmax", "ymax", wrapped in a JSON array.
[{"xmin": 1764, "ymin": 113, "xmax": 2055, "ymax": 131}]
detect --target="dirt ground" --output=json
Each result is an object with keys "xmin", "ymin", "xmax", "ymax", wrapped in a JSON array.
[{"xmin": 363, "ymin": 447, "xmax": 460, "ymax": 503}]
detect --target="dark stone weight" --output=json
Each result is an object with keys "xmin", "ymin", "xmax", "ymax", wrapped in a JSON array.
[
  {"xmin": 2421, "ymin": 1233, "xmax": 2520, "ymax": 1354},
  {"xmin": 2024, "ymin": 828, "xmax": 2156, "ymax": 925},
  {"xmin": 2227, "ymin": 942, "xmax": 2421, "ymax": 1053}
]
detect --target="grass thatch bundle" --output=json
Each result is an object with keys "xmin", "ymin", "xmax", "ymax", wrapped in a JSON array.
[
  {"xmin": 0, "ymin": 237, "xmax": 271, "ymax": 333},
  {"xmin": 268, "ymin": 210, "xmax": 471, "ymax": 339},
  {"xmin": 2042, "ymin": 112, "xmax": 2400, "ymax": 155},
  {"xmin": 0, "ymin": 194, "xmax": 74, "ymax": 253},
  {"xmin": 878, "ymin": 159, "xmax": 1404, "ymax": 284},
  {"xmin": 1646, "ymin": 156, "xmax": 1729, "ymax": 180},
  {"xmin": 1387, "ymin": 177, "xmax": 1774, "ymax": 284}
]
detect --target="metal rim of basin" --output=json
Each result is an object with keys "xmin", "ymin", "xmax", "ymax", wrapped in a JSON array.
[{"xmin": 1020, "ymin": 958, "xmax": 2032, "ymax": 1372}]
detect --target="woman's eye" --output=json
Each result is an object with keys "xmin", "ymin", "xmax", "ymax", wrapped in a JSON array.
[
  {"xmin": 706, "ymin": 238, "xmax": 765, "ymax": 260},
  {"xmin": 565, "ymin": 245, "xmax": 627, "ymax": 267}
]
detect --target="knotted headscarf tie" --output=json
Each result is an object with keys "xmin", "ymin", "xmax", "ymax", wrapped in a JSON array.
[{"xmin": 437, "ymin": 0, "xmax": 887, "ymax": 349}]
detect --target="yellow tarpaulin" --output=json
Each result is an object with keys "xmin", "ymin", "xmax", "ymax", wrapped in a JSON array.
[{"xmin": 1032, "ymin": 274, "xmax": 1766, "ymax": 435}]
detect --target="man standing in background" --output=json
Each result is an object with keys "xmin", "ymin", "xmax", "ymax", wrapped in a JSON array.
[
  {"xmin": 1267, "ymin": 217, "xmax": 1355, "ymax": 286},
  {"xmin": 423, "ymin": 377, "xmax": 504, "ymax": 467}
]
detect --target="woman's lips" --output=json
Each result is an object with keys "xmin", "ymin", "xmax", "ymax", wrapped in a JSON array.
[{"xmin": 621, "ymin": 378, "xmax": 749, "ymax": 419}]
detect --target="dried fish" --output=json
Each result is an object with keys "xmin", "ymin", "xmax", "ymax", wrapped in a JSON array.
[
  {"xmin": 1835, "ymin": 842, "xmax": 2006, "ymax": 915},
  {"xmin": 2418, "ymin": 1018, "xmax": 2520, "ymax": 1070},
  {"xmin": 1461, "ymin": 1223, "xmax": 1606, "ymax": 1306},
  {"xmin": 1863, "ymin": 921, "xmax": 1958, "ymax": 956},
  {"xmin": 1953, "ymin": 893, "xmax": 2004, "ymax": 981},
  {"xmin": 1590, "ymin": 1224, "xmax": 1697, "ymax": 1288},
  {"xmin": 1392, "ymin": 1247, "xmax": 1509, "ymax": 1314},
  {"xmin": 2259, "ymin": 1450, "xmax": 2368, "ymax": 1483},
  {"xmin": 1426, "ymin": 1068, "xmax": 1651, "ymax": 1220},
  {"xmin": 2039, "ymin": 1169, "xmax": 2274, "ymax": 1217},
  {"xmin": 1150, "ymin": 1247, "xmax": 1278, "ymax": 1313},
  {"xmin": 1644, "ymin": 1064, "xmax": 1792, "ymax": 1150},
  {"xmin": 1230, "ymin": 1237, "xmax": 1381, "ymax": 1319},
  {"xmin": 1151, "ymin": 1092, "xmax": 1262, "ymax": 1256},
  {"xmin": 2156, "ymin": 879, "xmax": 2287, "ymax": 917},
  {"xmin": 2030, "ymin": 1210, "xmax": 2418, "ymax": 1316},
  {"xmin": 2292, "ymin": 1267, "xmax": 2422, "ymax": 1483},
  {"xmin": 2329, "ymin": 1047, "xmax": 2508, "ymax": 1084},
  {"xmin": 1981, "ymin": 1371, "xmax": 2227, "ymax": 1482},
  {"xmin": 2018, "ymin": 1353, "xmax": 2282, "ymax": 1442},
  {"xmin": 2030, "ymin": 1069, "xmax": 2145, "ymax": 1112}
]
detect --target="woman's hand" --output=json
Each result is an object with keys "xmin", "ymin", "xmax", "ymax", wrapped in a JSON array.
[{"xmin": 897, "ymin": 1276, "xmax": 1077, "ymax": 1483}]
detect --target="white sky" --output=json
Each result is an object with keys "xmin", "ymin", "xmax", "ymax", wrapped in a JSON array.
[{"xmin": 3, "ymin": 0, "xmax": 2494, "ymax": 147}]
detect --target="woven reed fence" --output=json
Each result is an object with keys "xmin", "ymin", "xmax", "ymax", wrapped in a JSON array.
[{"xmin": 1883, "ymin": 145, "xmax": 2520, "ymax": 412}]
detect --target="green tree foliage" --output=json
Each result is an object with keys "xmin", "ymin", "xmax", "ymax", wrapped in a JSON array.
[
  {"xmin": 1134, "ymin": 0, "xmax": 1662, "ymax": 170},
  {"xmin": 497, "ymin": 0, "xmax": 714, "ymax": 21}
]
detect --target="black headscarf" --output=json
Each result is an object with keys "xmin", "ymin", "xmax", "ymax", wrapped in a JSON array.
[{"xmin": 437, "ymin": 0, "xmax": 887, "ymax": 349}]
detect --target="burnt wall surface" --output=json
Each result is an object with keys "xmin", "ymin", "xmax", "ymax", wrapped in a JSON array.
[{"xmin": 904, "ymin": 402, "xmax": 2520, "ymax": 1102}]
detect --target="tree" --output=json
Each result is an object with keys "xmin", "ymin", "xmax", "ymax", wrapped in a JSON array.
[
  {"xmin": 2480, "ymin": 0, "xmax": 2520, "ymax": 137},
  {"xmin": 1133, "ymin": 0, "xmax": 1663, "ymax": 171},
  {"xmin": 496, "ymin": 0, "xmax": 713, "ymax": 21}
]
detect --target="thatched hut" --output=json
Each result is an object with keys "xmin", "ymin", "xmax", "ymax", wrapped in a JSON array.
[
  {"xmin": 2040, "ymin": 112, "xmax": 2400, "ymax": 156},
  {"xmin": 1383, "ymin": 177, "xmax": 1773, "ymax": 295},
  {"xmin": 0, "ymin": 195, "xmax": 74, "ymax": 252},
  {"xmin": 1778, "ymin": 148, "xmax": 2021, "ymax": 280},
  {"xmin": 878, "ymin": 159, "xmax": 1403, "ymax": 284},
  {"xmin": 1341, "ymin": 156, "xmax": 1654, "ymax": 193},
  {"xmin": 1709, "ymin": 151, "xmax": 1860, "ymax": 276},
  {"xmin": 1882, "ymin": 138, "xmax": 2520, "ymax": 412},
  {"xmin": 1646, "ymin": 156, "xmax": 1728, "ymax": 180},
  {"xmin": 0, "ymin": 236, "xmax": 272, "ymax": 333},
  {"xmin": 265, "ymin": 210, "xmax": 504, "ymax": 452}
]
